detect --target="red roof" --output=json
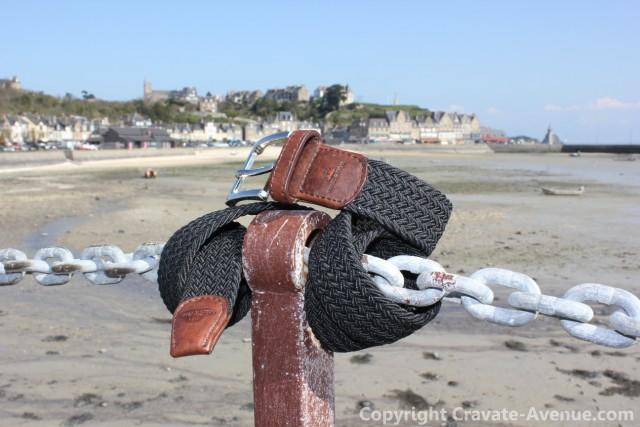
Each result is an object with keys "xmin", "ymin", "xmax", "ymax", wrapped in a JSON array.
[{"xmin": 482, "ymin": 134, "xmax": 509, "ymax": 143}]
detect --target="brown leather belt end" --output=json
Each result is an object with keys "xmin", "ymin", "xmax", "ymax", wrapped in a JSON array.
[
  {"xmin": 170, "ymin": 295, "xmax": 230, "ymax": 358},
  {"xmin": 269, "ymin": 130, "xmax": 368, "ymax": 209}
]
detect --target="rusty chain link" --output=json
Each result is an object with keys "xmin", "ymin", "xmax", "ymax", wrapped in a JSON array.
[{"xmin": 2, "ymin": 243, "xmax": 639, "ymax": 349}]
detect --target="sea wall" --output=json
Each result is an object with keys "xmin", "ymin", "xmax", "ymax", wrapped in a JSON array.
[
  {"xmin": 0, "ymin": 150, "xmax": 66, "ymax": 167},
  {"xmin": 488, "ymin": 143, "xmax": 640, "ymax": 154},
  {"xmin": 562, "ymin": 144, "xmax": 640, "ymax": 154},
  {"xmin": 66, "ymin": 148, "xmax": 199, "ymax": 161},
  {"xmin": 488, "ymin": 144, "xmax": 563, "ymax": 153},
  {"xmin": 355, "ymin": 142, "xmax": 493, "ymax": 154},
  {"xmin": 0, "ymin": 148, "xmax": 200, "ymax": 168}
]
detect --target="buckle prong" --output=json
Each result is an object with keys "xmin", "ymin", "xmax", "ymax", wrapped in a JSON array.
[
  {"xmin": 226, "ymin": 131, "xmax": 289, "ymax": 206},
  {"xmin": 236, "ymin": 163, "xmax": 275, "ymax": 178}
]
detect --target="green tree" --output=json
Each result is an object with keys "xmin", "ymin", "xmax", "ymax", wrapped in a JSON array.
[
  {"xmin": 319, "ymin": 84, "xmax": 347, "ymax": 116},
  {"xmin": 81, "ymin": 90, "xmax": 96, "ymax": 100}
]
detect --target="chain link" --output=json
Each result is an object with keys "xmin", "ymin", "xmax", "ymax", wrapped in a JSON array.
[
  {"xmin": 365, "ymin": 255, "xmax": 640, "ymax": 348},
  {"xmin": 0, "ymin": 243, "xmax": 163, "ymax": 286},
  {"xmin": 2, "ymin": 244, "xmax": 640, "ymax": 349}
]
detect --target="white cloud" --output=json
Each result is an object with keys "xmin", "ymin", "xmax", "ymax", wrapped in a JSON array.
[
  {"xmin": 544, "ymin": 97, "xmax": 640, "ymax": 112},
  {"xmin": 486, "ymin": 106, "xmax": 500, "ymax": 114},
  {"xmin": 544, "ymin": 103, "xmax": 576, "ymax": 112},
  {"xmin": 591, "ymin": 96, "xmax": 640, "ymax": 110}
]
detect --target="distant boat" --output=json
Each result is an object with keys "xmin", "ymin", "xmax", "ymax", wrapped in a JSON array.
[{"xmin": 541, "ymin": 186, "xmax": 585, "ymax": 196}]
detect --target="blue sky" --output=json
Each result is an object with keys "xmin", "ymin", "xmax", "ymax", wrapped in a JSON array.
[{"xmin": 1, "ymin": 0, "xmax": 639, "ymax": 142}]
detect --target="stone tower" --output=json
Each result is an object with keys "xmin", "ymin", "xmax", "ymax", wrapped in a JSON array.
[{"xmin": 143, "ymin": 80, "xmax": 152, "ymax": 101}]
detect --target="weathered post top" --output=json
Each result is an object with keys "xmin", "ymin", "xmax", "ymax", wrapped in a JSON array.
[{"xmin": 243, "ymin": 210, "xmax": 335, "ymax": 427}]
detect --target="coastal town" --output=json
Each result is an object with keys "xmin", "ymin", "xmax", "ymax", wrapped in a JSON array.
[
  {"xmin": 1, "ymin": 76, "xmax": 547, "ymax": 151},
  {"xmin": 2, "ymin": 2, "xmax": 640, "ymax": 426}
]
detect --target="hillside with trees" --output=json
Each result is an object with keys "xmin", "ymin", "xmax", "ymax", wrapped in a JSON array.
[{"xmin": 1, "ymin": 84, "xmax": 430, "ymax": 126}]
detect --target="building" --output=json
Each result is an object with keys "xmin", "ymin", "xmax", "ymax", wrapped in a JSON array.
[
  {"xmin": 241, "ymin": 114, "xmax": 321, "ymax": 142},
  {"xmin": 480, "ymin": 127, "xmax": 509, "ymax": 143},
  {"xmin": 270, "ymin": 111, "xmax": 299, "ymax": 132},
  {"xmin": 366, "ymin": 117, "xmax": 390, "ymax": 141},
  {"xmin": 124, "ymin": 113, "xmax": 152, "ymax": 127},
  {"xmin": 100, "ymin": 126, "xmax": 173, "ymax": 149},
  {"xmin": 1, "ymin": 114, "xmax": 101, "ymax": 144},
  {"xmin": 143, "ymin": 80, "xmax": 199, "ymax": 104},
  {"xmin": 1, "ymin": 116, "xmax": 27, "ymax": 144},
  {"xmin": 0, "ymin": 76, "xmax": 21, "ymax": 91},
  {"xmin": 199, "ymin": 96, "xmax": 220, "ymax": 113},
  {"xmin": 312, "ymin": 86, "xmax": 326, "ymax": 99},
  {"xmin": 347, "ymin": 119, "xmax": 368, "ymax": 142},
  {"xmin": 312, "ymin": 85, "xmax": 354, "ymax": 105},
  {"xmin": 349, "ymin": 110, "xmax": 481, "ymax": 144},
  {"xmin": 225, "ymin": 90, "xmax": 263, "ymax": 104},
  {"xmin": 417, "ymin": 112, "xmax": 451, "ymax": 143},
  {"xmin": 385, "ymin": 110, "xmax": 418, "ymax": 141},
  {"xmin": 342, "ymin": 85, "xmax": 354, "ymax": 105},
  {"xmin": 416, "ymin": 112, "xmax": 480, "ymax": 144},
  {"xmin": 264, "ymin": 85, "xmax": 310, "ymax": 103},
  {"xmin": 350, "ymin": 110, "xmax": 417, "ymax": 142},
  {"xmin": 242, "ymin": 121, "xmax": 264, "ymax": 142},
  {"xmin": 217, "ymin": 123, "xmax": 243, "ymax": 141},
  {"xmin": 541, "ymin": 125, "xmax": 562, "ymax": 145},
  {"xmin": 168, "ymin": 122, "xmax": 219, "ymax": 142}
]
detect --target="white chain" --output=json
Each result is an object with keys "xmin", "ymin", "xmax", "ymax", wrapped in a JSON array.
[
  {"xmin": 0, "ymin": 243, "xmax": 164, "ymax": 286},
  {"xmin": 365, "ymin": 254, "xmax": 640, "ymax": 349},
  {"xmin": 2, "ymin": 244, "xmax": 640, "ymax": 349}
]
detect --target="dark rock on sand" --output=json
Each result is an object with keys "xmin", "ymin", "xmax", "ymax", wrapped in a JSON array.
[
  {"xmin": 22, "ymin": 412, "xmax": 40, "ymax": 420},
  {"xmin": 168, "ymin": 375, "xmax": 189, "ymax": 383},
  {"xmin": 600, "ymin": 370, "xmax": 640, "ymax": 397},
  {"xmin": 356, "ymin": 400, "xmax": 375, "ymax": 411},
  {"xmin": 420, "ymin": 372, "xmax": 439, "ymax": 381},
  {"xmin": 350, "ymin": 353, "xmax": 373, "ymax": 364},
  {"xmin": 461, "ymin": 400, "xmax": 478, "ymax": 408},
  {"xmin": 549, "ymin": 339, "xmax": 579, "ymax": 353},
  {"xmin": 504, "ymin": 340, "xmax": 527, "ymax": 351},
  {"xmin": 422, "ymin": 351, "xmax": 442, "ymax": 360},
  {"xmin": 116, "ymin": 401, "xmax": 143, "ymax": 411},
  {"xmin": 74, "ymin": 393, "xmax": 102, "ymax": 408},
  {"xmin": 240, "ymin": 402, "xmax": 254, "ymax": 411},
  {"xmin": 64, "ymin": 413, "xmax": 94, "ymax": 426},
  {"xmin": 388, "ymin": 389, "xmax": 431, "ymax": 410},
  {"xmin": 556, "ymin": 368, "xmax": 599, "ymax": 380},
  {"xmin": 553, "ymin": 395, "xmax": 575, "ymax": 402},
  {"xmin": 42, "ymin": 335, "xmax": 68, "ymax": 342}
]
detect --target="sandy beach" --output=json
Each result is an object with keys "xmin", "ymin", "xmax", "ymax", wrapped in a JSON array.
[{"xmin": 1, "ymin": 146, "xmax": 639, "ymax": 427}]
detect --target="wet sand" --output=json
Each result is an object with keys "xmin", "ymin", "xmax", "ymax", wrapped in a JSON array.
[{"xmin": 1, "ymin": 147, "xmax": 639, "ymax": 426}]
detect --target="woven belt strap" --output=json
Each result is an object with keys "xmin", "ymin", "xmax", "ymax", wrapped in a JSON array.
[{"xmin": 158, "ymin": 131, "xmax": 452, "ymax": 354}]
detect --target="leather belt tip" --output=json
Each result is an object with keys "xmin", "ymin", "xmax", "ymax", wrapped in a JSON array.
[{"xmin": 170, "ymin": 295, "xmax": 231, "ymax": 358}]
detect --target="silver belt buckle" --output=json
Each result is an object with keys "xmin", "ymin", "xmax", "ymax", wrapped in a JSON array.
[{"xmin": 226, "ymin": 131, "xmax": 290, "ymax": 206}]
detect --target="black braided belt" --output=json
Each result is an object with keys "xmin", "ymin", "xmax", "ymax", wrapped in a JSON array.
[{"xmin": 158, "ymin": 130, "xmax": 452, "ymax": 353}]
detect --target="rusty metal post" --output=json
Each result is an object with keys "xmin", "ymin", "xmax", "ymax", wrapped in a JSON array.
[{"xmin": 243, "ymin": 210, "xmax": 335, "ymax": 427}]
